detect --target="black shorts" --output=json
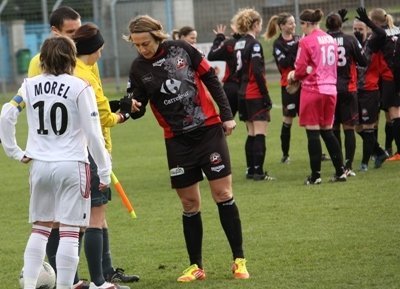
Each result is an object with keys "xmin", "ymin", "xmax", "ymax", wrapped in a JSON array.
[
  {"xmin": 380, "ymin": 79, "xmax": 400, "ymax": 110},
  {"xmin": 88, "ymin": 153, "xmax": 111, "ymax": 207},
  {"xmin": 223, "ymin": 81, "xmax": 239, "ymax": 118},
  {"xmin": 334, "ymin": 91, "xmax": 359, "ymax": 125},
  {"xmin": 166, "ymin": 124, "xmax": 231, "ymax": 189},
  {"xmin": 281, "ymin": 86, "xmax": 299, "ymax": 117},
  {"xmin": 358, "ymin": 90, "xmax": 380, "ymax": 124},
  {"xmin": 238, "ymin": 98, "xmax": 271, "ymax": 122}
]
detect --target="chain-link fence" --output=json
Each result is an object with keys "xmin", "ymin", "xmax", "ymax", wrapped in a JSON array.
[{"xmin": 1, "ymin": 0, "xmax": 399, "ymax": 94}]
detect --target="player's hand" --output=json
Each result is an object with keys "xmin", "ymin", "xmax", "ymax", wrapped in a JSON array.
[
  {"xmin": 20, "ymin": 155, "xmax": 31, "ymax": 164},
  {"xmin": 355, "ymin": 7, "xmax": 373, "ymax": 28},
  {"xmin": 118, "ymin": 96, "xmax": 132, "ymax": 122},
  {"xmin": 213, "ymin": 24, "xmax": 226, "ymax": 35},
  {"xmin": 287, "ymin": 70, "xmax": 296, "ymax": 83},
  {"xmin": 99, "ymin": 182, "xmax": 109, "ymax": 192},
  {"xmin": 222, "ymin": 119, "xmax": 236, "ymax": 136},
  {"xmin": 338, "ymin": 8, "xmax": 348, "ymax": 23},
  {"xmin": 131, "ymin": 99, "xmax": 142, "ymax": 112}
]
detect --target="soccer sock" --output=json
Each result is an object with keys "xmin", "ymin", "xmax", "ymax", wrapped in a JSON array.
[
  {"xmin": 280, "ymin": 122, "xmax": 291, "ymax": 157},
  {"xmin": 23, "ymin": 225, "xmax": 51, "ymax": 289},
  {"xmin": 385, "ymin": 121, "xmax": 393, "ymax": 151},
  {"xmin": 333, "ymin": 128, "xmax": 342, "ymax": 149},
  {"xmin": 182, "ymin": 211, "xmax": 203, "ymax": 268},
  {"xmin": 73, "ymin": 231, "xmax": 84, "ymax": 284},
  {"xmin": 362, "ymin": 129, "xmax": 375, "ymax": 165},
  {"xmin": 46, "ymin": 228, "xmax": 59, "ymax": 274},
  {"xmin": 344, "ymin": 129, "xmax": 356, "ymax": 169},
  {"xmin": 391, "ymin": 118, "xmax": 400, "ymax": 153},
  {"xmin": 306, "ymin": 130, "xmax": 322, "ymax": 179},
  {"xmin": 245, "ymin": 136, "xmax": 255, "ymax": 175},
  {"xmin": 56, "ymin": 227, "xmax": 80, "ymax": 288},
  {"xmin": 253, "ymin": 134, "xmax": 266, "ymax": 174},
  {"xmin": 84, "ymin": 228, "xmax": 105, "ymax": 286},
  {"xmin": 102, "ymin": 228, "xmax": 114, "ymax": 277},
  {"xmin": 320, "ymin": 129, "xmax": 345, "ymax": 176},
  {"xmin": 217, "ymin": 198, "xmax": 244, "ymax": 259}
]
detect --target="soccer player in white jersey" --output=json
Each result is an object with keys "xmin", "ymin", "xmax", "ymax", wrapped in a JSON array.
[{"xmin": 0, "ymin": 37, "xmax": 111, "ymax": 289}]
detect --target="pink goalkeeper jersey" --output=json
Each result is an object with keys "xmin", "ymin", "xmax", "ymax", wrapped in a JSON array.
[{"xmin": 294, "ymin": 28, "xmax": 338, "ymax": 95}]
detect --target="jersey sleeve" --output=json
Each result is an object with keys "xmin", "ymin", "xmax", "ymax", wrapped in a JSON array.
[
  {"xmin": 294, "ymin": 40, "xmax": 311, "ymax": 80},
  {"xmin": 127, "ymin": 68, "xmax": 149, "ymax": 119},
  {"xmin": 351, "ymin": 36, "xmax": 367, "ymax": 67},
  {"xmin": 27, "ymin": 54, "xmax": 41, "ymax": 77},
  {"xmin": 207, "ymin": 33, "xmax": 228, "ymax": 61},
  {"xmin": 0, "ymin": 85, "xmax": 27, "ymax": 161},
  {"xmin": 250, "ymin": 42, "xmax": 269, "ymax": 98},
  {"xmin": 273, "ymin": 39, "xmax": 298, "ymax": 69},
  {"xmin": 77, "ymin": 84, "xmax": 112, "ymax": 185}
]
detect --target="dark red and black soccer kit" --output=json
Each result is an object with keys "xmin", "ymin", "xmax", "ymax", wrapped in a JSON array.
[
  {"xmin": 234, "ymin": 34, "xmax": 272, "ymax": 177},
  {"xmin": 208, "ymin": 33, "xmax": 241, "ymax": 117},
  {"xmin": 127, "ymin": 40, "xmax": 233, "ymax": 188},
  {"xmin": 328, "ymin": 31, "xmax": 367, "ymax": 126},
  {"xmin": 357, "ymin": 37, "xmax": 387, "ymax": 165},
  {"xmin": 234, "ymin": 34, "xmax": 271, "ymax": 122},
  {"xmin": 273, "ymin": 34, "xmax": 300, "ymax": 117}
]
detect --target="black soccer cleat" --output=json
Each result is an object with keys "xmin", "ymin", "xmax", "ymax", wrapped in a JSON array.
[
  {"xmin": 105, "ymin": 268, "xmax": 140, "ymax": 283},
  {"xmin": 304, "ymin": 176, "xmax": 322, "ymax": 185}
]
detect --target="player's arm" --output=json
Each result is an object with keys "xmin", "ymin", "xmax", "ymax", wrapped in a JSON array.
[
  {"xmin": 122, "ymin": 73, "xmax": 148, "ymax": 120},
  {"xmin": 293, "ymin": 41, "xmax": 310, "ymax": 81},
  {"xmin": 197, "ymin": 58, "xmax": 233, "ymax": 121},
  {"xmin": 274, "ymin": 40, "xmax": 297, "ymax": 69},
  {"xmin": 78, "ymin": 84, "xmax": 111, "ymax": 186},
  {"xmin": 207, "ymin": 33, "xmax": 227, "ymax": 61},
  {"xmin": 351, "ymin": 36, "xmax": 368, "ymax": 67},
  {"xmin": 0, "ymin": 86, "xmax": 26, "ymax": 161},
  {"xmin": 250, "ymin": 44, "xmax": 272, "ymax": 109}
]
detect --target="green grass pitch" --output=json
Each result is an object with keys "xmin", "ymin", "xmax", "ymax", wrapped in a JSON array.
[{"xmin": 0, "ymin": 80, "xmax": 399, "ymax": 289}]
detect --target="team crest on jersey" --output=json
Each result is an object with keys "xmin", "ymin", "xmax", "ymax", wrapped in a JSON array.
[
  {"xmin": 176, "ymin": 57, "xmax": 187, "ymax": 69},
  {"xmin": 253, "ymin": 43, "xmax": 261, "ymax": 52},
  {"xmin": 210, "ymin": 152, "xmax": 222, "ymax": 165},
  {"xmin": 141, "ymin": 73, "xmax": 153, "ymax": 83},
  {"xmin": 161, "ymin": 78, "xmax": 181, "ymax": 94}
]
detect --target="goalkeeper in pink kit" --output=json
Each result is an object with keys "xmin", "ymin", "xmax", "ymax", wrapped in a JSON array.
[{"xmin": 288, "ymin": 8, "xmax": 346, "ymax": 184}]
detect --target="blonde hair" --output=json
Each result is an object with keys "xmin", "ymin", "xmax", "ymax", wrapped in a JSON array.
[
  {"xmin": 234, "ymin": 8, "xmax": 262, "ymax": 35},
  {"xmin": 369, "ymin": 8, "xmax": 395, "ymax": 29},
  {"xmin": 123, "ymin": 14, "xmax": 169, "ymax": 43},
  {"xmin": 264, "ymin": 12, "xmax": 293, "ymax": 40}
]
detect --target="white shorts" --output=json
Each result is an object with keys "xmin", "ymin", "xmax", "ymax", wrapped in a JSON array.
[{"xmin": 29, "ymin": 160, "xmax": 91, "ymax": 227}]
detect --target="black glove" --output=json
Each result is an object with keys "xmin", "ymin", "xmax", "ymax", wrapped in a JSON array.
[
  {"xmin": 355, "ymin": 7, "xmax": 374, "ymax": 28},
  {"xmin": 109, "ymin": 100, "xmax": 120, "ymax": 113},
  {"xmin": 118, "ymin": 96, "xmax": 132, "ymax": 122},
  {"xmin": 263, "ymin": 94, "xmax": 273, "ymax": 111},
  {"xmin": 354, "ymin": 31, "xmax": 364, "ymax": 44},
  {"xmin": 338, "ymin": 8, "xmax": 348, "ymax": 23}
]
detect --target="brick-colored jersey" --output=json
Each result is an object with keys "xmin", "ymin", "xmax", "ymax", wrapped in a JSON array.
[
  {"xmin": 127, "ymin": 40, "xmax": 232, "ymax": 139},
  {"xmin": 272, "ymin": 34, "xmax": 300, "ymax": 87},
  {"xmin": 327, "ymin": 30, "xmax": 367, "ymax": 93},
  {"xmin": 207, "ymin": 33, "xmax": 241, "ymax": 84},
  {"xmin": 234, "ymin": 34, "xmax": 270, "ymax": 101}
]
